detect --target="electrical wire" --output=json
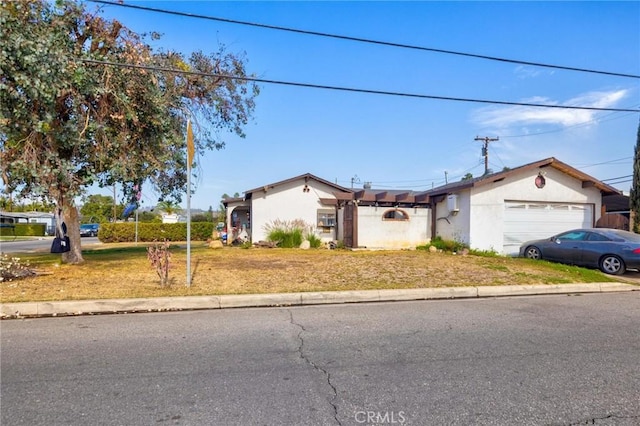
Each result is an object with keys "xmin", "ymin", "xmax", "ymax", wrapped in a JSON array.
[
  {"xmin": 577, "ymin": 157, "xmax": 633, "ymax": 169},
  {"xmin": 88, "ymin": 0, "xmax": 640, "ymax": 79},
  {"xmin": 81, "ymin": 59, "xmax": 640, "ymax": 113},
  {"xmin": 602, "ymin": 175, "xmax": 633, "ymax": 182}
]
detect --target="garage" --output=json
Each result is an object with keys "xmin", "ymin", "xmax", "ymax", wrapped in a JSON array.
[{"xmin": 503, "ymin": 201, "xmax": 594, "ymax": 255}]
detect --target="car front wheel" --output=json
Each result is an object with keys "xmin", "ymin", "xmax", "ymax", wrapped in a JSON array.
[
  {"xmin": 524, "ymin": 246, "xmax": 541, "ymax": 260},
  {"xmin": 599, "ymin": 255, "xmax": 625, "ymax": 275}
]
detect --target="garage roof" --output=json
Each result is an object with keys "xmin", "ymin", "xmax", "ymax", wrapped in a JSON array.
[{"xmin": 419, "ymin": 157, "xmax": 621, "ymax": 198}]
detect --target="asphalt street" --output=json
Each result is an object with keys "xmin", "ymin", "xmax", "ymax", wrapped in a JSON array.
[
  {"xmin": 2, "ymin": 293, "xmax": 639, "ymax": 425},
  {"xmin": 0, "ymin": 237, "xmax": 101, "ymax": 254}
]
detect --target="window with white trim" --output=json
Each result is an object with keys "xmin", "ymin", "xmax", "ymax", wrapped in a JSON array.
[{"xmin": 317, "ymin": 210, "xmax": 336, "ymax": 234}]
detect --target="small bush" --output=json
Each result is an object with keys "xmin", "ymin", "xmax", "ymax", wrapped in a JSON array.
[
  {"xmin": 307, "ymin": 233, "xmax": 322, "ymax": 248},
  {"xmin": 418, "ymin": 236, "xmax": 467, "ymax": 253},
  {"xmin": 147, "ymin": 240, "xmax": 171, "ymax": 287},
  {"xmin": 268, "ymin": 228, "xmax": 304, "ymax": 248},
  {"xmin": 264, "ymin": 219, "xmax": 308, "ymax": 248},
  {"xmin": 469, "ymin": 248, "xmax": 500, "ymax": 257}
]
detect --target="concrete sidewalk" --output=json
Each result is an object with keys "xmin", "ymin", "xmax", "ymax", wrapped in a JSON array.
[{"xmin": 1, "ymin": 282, "xmax": 637, "ymax": 319}]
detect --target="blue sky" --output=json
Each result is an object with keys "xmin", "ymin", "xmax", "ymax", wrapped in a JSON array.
[{"xmin": 90, "ymin": 1, "xmax": 640, "ymax": 210}]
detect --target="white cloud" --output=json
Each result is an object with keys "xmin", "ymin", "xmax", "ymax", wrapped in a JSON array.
[
  {"xmin": 471, "ymin": 89, "xmax": 628, "ymax": 129},
  {"xmin": 513, "ymin": 66, "xmax": 555, "ymax": 79}
]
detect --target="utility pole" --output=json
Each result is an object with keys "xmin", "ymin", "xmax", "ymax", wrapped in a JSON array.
[{"xmin": 475, "ymin": 136, "xmax": 499, "ymax": 175}]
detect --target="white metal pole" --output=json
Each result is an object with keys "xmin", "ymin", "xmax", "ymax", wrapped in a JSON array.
[
  {"xmin": 186, "ymin": 119, "xmax": 193, "ymax": 287},
  {"xmin": 186, "ymin": 167, "xmax": 191, "ymax": 287},
  {"xmin": 135, "ymin": 209, "xmax": 138, "ymax": 245}
]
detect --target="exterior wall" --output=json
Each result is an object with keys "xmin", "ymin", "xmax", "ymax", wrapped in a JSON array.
[
  {"xmin": 466, "ymin": 168, "xmax": 603, "ymax": 253},
  {"xmin": 433, "ymin": 191, "xmax": 471, "ymax": 245},
  {"xmin": 356, "ymin": 205, "xmax": 430, "ymax": 249},
  {"xmin": 433, "ymin": 168, "xmax": 604, "ymax": 254},
  {"xmin": 250, "ymin": 179, "xmax": 339, "ymax": 243}
]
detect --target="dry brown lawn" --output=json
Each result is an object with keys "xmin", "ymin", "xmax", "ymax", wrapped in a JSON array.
[{"xmin": 0, "ymin": 242, "xmax": 615, "ymax": 303}]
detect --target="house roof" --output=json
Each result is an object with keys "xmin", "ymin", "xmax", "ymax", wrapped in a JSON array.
[
  {"xmin": 419, "ymin": 157, "xmax": 621, "ymax": 198},
  {"xmin": 333, "ymin": 188, "xmax": 431, "ymax": 205},
  {"xmin": 0, "ymin": 211, "xmax": 54, "ymax": 220},
  {"xmin": 243, "ymin": 173, "xmax": 351, "ymax": 196}
]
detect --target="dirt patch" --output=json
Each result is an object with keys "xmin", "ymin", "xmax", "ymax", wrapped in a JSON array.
[{"xmin": 0, "ymin": 244, "xmax": 620, "ymax": 303}]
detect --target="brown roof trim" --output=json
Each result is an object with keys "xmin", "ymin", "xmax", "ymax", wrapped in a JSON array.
[
  {"xmin": 244, "ymin": 173, "xmax": 351, "ymax": 195},
  {"xmin": 333, "ymin": 191, "xmax": 354, "ymax": 201},
  {"xmin": 396, "ymin": 192, "xmax": 415, "ymax": 203},
  {"xmin": 221, "ymin": 197, "xmax": 245, "ymax": 207},
  {"xmin": 424, "ymin": 157, "xmax": 620, "ymax": 196},
  {"xmin": 319, "ymin": 198, "xmax": 338, "ymax": 206}
]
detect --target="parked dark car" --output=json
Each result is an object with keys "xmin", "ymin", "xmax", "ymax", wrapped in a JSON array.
[
  {"xmin": 520, "ymin": 228, "xmax": 640, "ymax": 275},
  {"xmin": 80, "ymin": 223, "xmax": 100, "ymax": 237}
]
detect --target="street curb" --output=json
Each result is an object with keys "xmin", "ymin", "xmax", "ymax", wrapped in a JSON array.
[{"xmin": 1, "ymin": 282, "xmax": 637, "ymax": 319}]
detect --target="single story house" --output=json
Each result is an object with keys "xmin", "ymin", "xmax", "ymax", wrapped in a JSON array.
[
  {"xmin": 422, "ymin": 157, "xmax": 620, "ymax": 255},
  {"xmin": 0, "ymin": 211, "xmax": 56, "ymax": 235},
  {"xmin": 223, "ymin": 158, "xmax": 620, "ymax": 254}
]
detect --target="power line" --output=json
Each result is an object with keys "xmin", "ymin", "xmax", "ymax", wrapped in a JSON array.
[
  {"xmin": 577, "ymin": 157, "xmax": 633, "ymax": 168},
  {"xmin": 89, "ymin": 0, "xmax": 640, "ymax": 80},
  {"xmin": 602, "ymin": 175, "xmax": 633, "ymax": 182},
  {"xmin": 81, "ymin": 59, "xmax": 640, "ymax": 113}
]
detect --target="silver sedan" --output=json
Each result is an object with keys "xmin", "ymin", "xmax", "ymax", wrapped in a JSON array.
[{"xmin": 520, "ymin": 228, "xmax": 640, "ymax": 275}]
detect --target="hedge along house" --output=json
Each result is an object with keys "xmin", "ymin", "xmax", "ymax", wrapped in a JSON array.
[
  {"xmin": 421, "ymin": 157, "xmax": 621, "ymax": 255},
  {"xmin": 222, "ymin": 173, "xmax": 433, "ymax": 248}
]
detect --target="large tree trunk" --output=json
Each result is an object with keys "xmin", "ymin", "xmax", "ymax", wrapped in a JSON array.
[{"xmin": 61, "ymin": 200, "xmax": 84, "ymax": 264}]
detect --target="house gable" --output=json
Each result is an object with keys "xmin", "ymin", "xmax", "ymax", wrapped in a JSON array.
[{"xmin": 246, "ymin": 174, "xmax": 351, "ymax": 243}]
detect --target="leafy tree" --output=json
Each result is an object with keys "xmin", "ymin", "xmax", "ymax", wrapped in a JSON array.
[
  {"xmin": 0, "ymin": 0, "xmax": 259, "ymax": 263},
  {"xmin": 138, "ymin": 210, "xmax": 161, "ymax": 223},
  {"xmin": 80, "ymin": 194, "xmax": 120, "ymax": 223},
  {"xmin": 461, "ymin": 173, "xmax": 474, "ymax": 181},
  {"xmin": 631, "ymin": 119, "xmax": 640, "ymax": 233},
  {"xmin": 156, "ymin": 200, "xmax": 181, "ymax": 215},
  {"xmin": 0, "ymin": 196, "xmax": 54, "ymax": 212}
]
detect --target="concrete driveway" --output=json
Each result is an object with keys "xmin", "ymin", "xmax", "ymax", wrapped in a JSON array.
[{"xmin": 620, "ymin": 269, "xmax": 640, "ymax": 284}]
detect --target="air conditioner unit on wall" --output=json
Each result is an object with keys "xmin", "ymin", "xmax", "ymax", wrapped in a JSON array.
[{"xmin": 447, "ymin": 194, "xmax": 459, "ymax": 213}]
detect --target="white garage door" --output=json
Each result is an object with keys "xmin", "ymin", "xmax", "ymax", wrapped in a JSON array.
[{"xmin": 503, "ymin": 201, "xmax": 593, "ymax": 255}]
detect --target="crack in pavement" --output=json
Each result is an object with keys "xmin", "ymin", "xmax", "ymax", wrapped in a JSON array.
[
  {"xmin": 288, "ymin": 310, "xmax": 342, "ymax": 426},
  {"xmin": 564, "ymin": 414, "xmax": 640, "ymax": 425}
]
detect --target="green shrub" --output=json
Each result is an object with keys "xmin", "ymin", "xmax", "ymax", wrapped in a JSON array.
[
  {"xmin": 267, "ymin": 228, "xmax": 304, "ymax": 248},
  {"xmin": 12, "ymin": 223, "xmax": 46, "ymax": 237},
  {"xmin": 307, "ymin": 233, "xmax": 322, "ymax": 248},
  {"xmin": 417, "ymin": 236, "xmax": 467, "ymax": 253},
  {"xmin": 98, "ymin": 222, "xmax": 215, "ymax": 243}
]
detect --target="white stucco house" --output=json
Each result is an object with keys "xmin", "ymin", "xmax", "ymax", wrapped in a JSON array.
[
  {"xmin": 422, "ymin": 157, "xmax": 620, "ymax": 255},
  {"xmin": 222, "ymin": 158, "xmax": 620, "ymax": 253},
  {"xmin": 0, "ymin": 211, "xmax": 56, "ymax": 235},
  {"xmin": 222, "ymin": 173, "xmax": 432, "ymax": 248}
]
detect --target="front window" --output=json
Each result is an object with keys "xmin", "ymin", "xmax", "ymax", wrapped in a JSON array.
[
  {"xmin": 317, "ymin": 210, "xmax": 335, "ymax": 234},
  {"xmin": 382, "ymin": 209, "xmax": 409, "ymax": 221}
]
